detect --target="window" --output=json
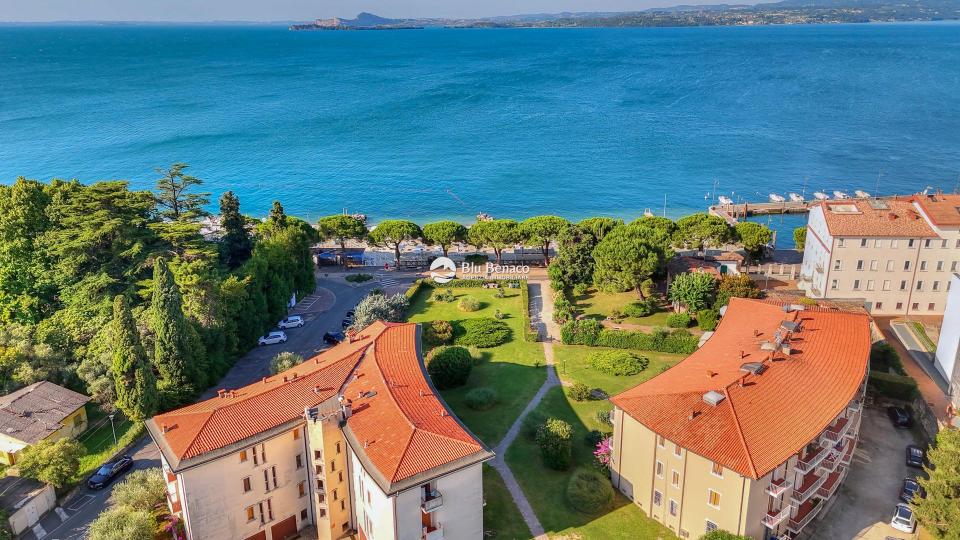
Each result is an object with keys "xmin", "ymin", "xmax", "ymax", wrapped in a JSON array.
[
  {"xmin": 896, "ymin": 302, "xmax": 904, "ymax": 310},
  {"xmin": 886, "ymin": 260, "xmax": 894, "ymax": 271},
  {"xmin": 671, "ymin": 470, "xmax": 680, "ymax": 487},
  {"xmin": 298, "ymin": 481, "xmax": 306, "ymax": 498},
  {"xmin": 253, "ymin": 445, "xmax": 258, "ymax": 465},
  {"xmin": 853, "ymin": 279, "xmax": 861, "ymax": 290},
  {"xmin": 916, "ymin": 281, "xmax": 923, "ymax": 291},
  {"xmin": 707, "ymin": 489, "xmax": 721, "ymax": 508},
  {"xmin": 340, "ymin": 500, "xmax": 345, "ymax": 511},
  {"xmin": 657, "ymin": 435, "xmax": 665, "ymax": 447},
  {"xmin": 293, "ymin": 428, "xmax": 300, "ymax": 440},
  {"xmin": 921, "ymin": 260, "xmax": 928, "ymax": 271},
  {"xmin": 892, "ymin": 239, "xmax": 899, "ymax": 248},
  {"xmin": 882, "ymin": 280, "xmax": 891, "ymax": 291},
  {"xmin": 943, "ymin": 239, "xmax": 948, "ymax": 248},
  {"xmin": 673, "ymin": 444, "xmax": 682, "ymax": 457},
  {"xmin": 856, "ymin": 260, "xmax": 864, "ymax": 270},
  {"xmin": 333, "ymin": 489, "xmax": 338, "ymax": 501},
  {"xmin": 957, "ymin": 239, "xmax": 960, "ymax": 248},
  {"xmin": 318, "ymin": 493, "xmax": 325, "ymax": 504},
  {"xmin": 908, "ymin": 239, "xmax": 916, "ymax": 248},
  {"xmin": 831, "ymin": 279, "xmax": 838, "ymax": 290},
  {"xmin": 240, "ymin": 450, "xmax": 248, "ymax": 463},
  {"xmin": 934, "ymin": 260, "xmax": 943, "ymax": 271},
  {"xmin": 271, "ymin": 466, "xmax": 278, "ymax": 489},
  {"xmin": 267, "ymin": 499, "xmax": 273, "ymax": 521},
  {"xmin": 342, "ymin": 521, "xmax": 349, "ymax": 532},
  {"xmin": 874, "ymin": 239, "xmax": 882, "ymax": 248},
  {"xmin": 834, "ymin": 260, "xmax": 843, "ymax": 271},
  {"xmin": 933, "ymin": 281, "xmax": 940, "ymax": 291},
  {"xmin": 314, "ymin": 450, "xmax": 322, "ymax": 460},
  {"xmin": 264, "ymin": 469, "xmax": 270, "ymax": 491},
  {"xmin": 904, "ymin": 260, "xmax": 912, "ymax": 271},
  {"xmin": 706, "ymin": 520, "xmax": 718, "ymax": 533},
  {"xmin": 655, "ymin": 460, "xmax": 664, "ymax": 478},
  {"xmin": 338, "ymin": 471, "xmax": 343, "ymax": 483},
  {"xmin": 336, "ymin": 442, "xmax": 342, "ymax": 454},
  {"xmin": 653, "ymin": 490, "xmax": 663, "ymax": 506},
  {"xmin": 838, "ymin": 238, "xmax": 845, "ymax": 248},
  {"xmin": 330, "ymin": 460, "xmax": 336, "ymax": 472},
  {"xmin": 258, "ymin": 502, "xmax": 265, "ymax": 524},
  {"xmin": 900, "ymin": 280, "xmax": 908, "ymax": 291},
  {"xmin": 929, "ymin": 303, "xmax": 936, "ymax": 311},
  {"xmin": 870, "ymin": 260, "xmax": 878, "ymax": 271},
  {"xmin": 860, "ymin": 238, "xmax": 868, "ymax": 247},
  {"xmin": 875, "ymin": 302, "xmax": 883, "ymax": 310},
  {"xmin": 912, "ymin": 302, "xmax": 920, "ymax": 311},
  {"xmin": 669, "ymin": 499, "xmax": 679, "ymax": 516},
  {"xmin": 242, "ymin": 477, "xmax": 252, "ymax": 493},
  {"xmin": 301, "ymin": 509, "xmax": 308, "ymax": 520},
  {"xmin": 953, "ymin": 261, "xmax": 958, "ymax": 272},
  {"xmin": 296, "ymin": 454, "xmax": 303, "ymax": 469},
  {"xmin": 318, "ymin": 508, "xmax": 326, "ymax": 518},
  {"xmin": 925, "ymin": 239, "xmax": 932, "ymax": 248},
  {"xmin": 711, "ymin": 463, "xmax": 723, "ymax": 477},
  {"xmin": 246, "ymin": 506, "xmax": 255, "ymax": 522},
  {"xmin": 866, "ymin": 280, "xmax": 874, "ymax": 291}
]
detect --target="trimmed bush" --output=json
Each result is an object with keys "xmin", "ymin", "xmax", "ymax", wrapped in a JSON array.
[
  {"xmin": 696, "ymin": 309, "xmax": 719, "ymax": 332},
  {"xmin": 434, "ymin": 288, "xmax": 456, "ymax": 303},
  {"xmin": 584, "ymin": 429, "xmax": 605, "ymax": 448},
  {"xmin": 869, "ymin": 371, "xmax": 918, "ymax": 400},
  {"xmin": 423, "ymin": 320, "xmax": 454, "ymax": 347},
  {"xmin": 426, "ymin": 346, "xmax": 473, "ymax": 390},
  {"xmin": 561, "ymin": 318, "xmax": 603, "ymax": 346},
  {"xmin": 521, "ymin": 410, "xmax": 547, "ymax": 440},
  {"xmin": 345, "ymin": 273, "xmax": 373, "ymax": 283},
  {"xmin": 464, "ymin": 387, "xmax": 499, "ymax": 410},
  {"xmin": 588, "ymin": 350, "xmax": 649, "ymax": 376},
  {"xmin": 595, "ymin": 409, "xmax": 613, "ymax": 426},
  {"xmin": 519, "ymin": 281, "xmax": 538, "ymax": 342},
  {"xmin": 566, "ymin": 468, "xmax": 614, "ymax": 514},
  {"xmin": 569, "ymin": 382, "xmax": 592, "ymax": 402},
  {"xmin": 455, "ymin": 318, "xmax": 511, "ymax": 348},
  {"xmin": 536, "ymin": 418, "xmax": 573, "ymax": 470},
  {"xmin": 871, "ymin": 342, "xmax": 906, "ymax": 375},
  {"xmin": 623, "ymin": 299, "xmax": 656, "ymax": 318},
  {"xmin": 458, "ymin": 296, "xmax": 481, "ymax": 312},
  {"xmin": 666, "ymin": 312, "xmax": 691, "ymax": 328},
  {"xmin": 404, "ymin": 279, "xmax": 427, "ymax": 300},
  {"xmin": 563, "ymin": 319, "xmax": 698, "ymax": 353},
  {"xmin": 572, "ymin": 283, "xmax": 590, "ymax": 297}
]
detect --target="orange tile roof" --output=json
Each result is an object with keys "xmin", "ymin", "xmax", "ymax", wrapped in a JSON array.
[
  {"xmin": 610, "ymin": 298, "xmax": 870, "ymax": 479},
  {"xmin": 911, "ymin": 193, "xmax": 960, "ymax": 227},
  {"xmin": 149, "ymin": 322, "xmax": 488, "ymax": 484},
  {"xmin": 816, "ymin": 199, "xmax": 937, "ymax": 237}
]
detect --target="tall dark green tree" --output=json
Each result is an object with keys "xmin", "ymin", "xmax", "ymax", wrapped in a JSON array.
[
  {"xmin": 154, "ymin": 163, "xmax": 210, "ymax": 222},
  {"xmin": 218, "ymin": 191, "xmax": 252, "ymax": 269},
  {"xmin": 915, "ymin": 428, "xmax": 960, "ymax": 539},
  {"xmin": 150, "ymin": 257, "xmax": 195, "ymax": 404},
  {"xmin": 268, "ymin": 200, "xmax": 287, "ymax": 229},
  {"xmin": 111, "ymin": 295, "xmax": 158, "ymax": 421},
  {"xmin": 0, "ymin": 178, "xmax": 55, "ymax": 323},
  {"xmin": 593, "ymin": 223, "xmax": 671, "ymax": 297},
  {"xmin": 578, "ymin": 217, "xmax": 622, "ymax": 242},
  {"xmin": 548, "ymin": 225, "xmax": 596, "ymax": 289}
]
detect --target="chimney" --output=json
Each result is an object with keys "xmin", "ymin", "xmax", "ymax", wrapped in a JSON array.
[
  {"xmin": 291, "ymin": 373, "xmax": 298, "ymax": 380},
  {"xmin": 706, "ymin": 370, "xmax": 716, "ymax": 378},
  {"xmin": 440, "ymin": 409, "xmax": 446, "ymax": 417},
  {"xmin": 688, "ymin": 410, "xmax": 698, "ymax": 420},
  {"xmin": 282, "ymin": 375, "xmax": 288, "ymax": 383},
  {"xmin": 347, "ymin": 329, "xmax": 358, "ymax": 343},
  {"xmin": 217, "ymin": 389, "xmax": 226, "ymax": 398},
  {"xmin": 162, "ymin": 424, "xmax": 170, "ymax": 433},
  {"xmin": 753, "ymin": 329, "xmax": 760, "ymax": 337},
  {"xmin": 261, "ymin": 376, "xmax": 268, "ymax": 384},
  {"xmin": 314, "ymin": 385, "xmax": 321, "ymax": 394},
  {"xmin": 739, "ymin": 350, "xmax": 746, "ymax": 359}
]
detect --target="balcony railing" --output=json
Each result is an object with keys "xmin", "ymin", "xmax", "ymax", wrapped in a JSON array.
[
  {"xmin": 766, "ymin": 478, "xmax": 793, "ymax": 497},
  {"xmin": 791, "ymin": 474, "xmax": 826, "ymax": 506},
  {"xmin": 422, "ymin": 490, "xmax": 443, "ymax": 513},
  {"xmin": 822, "ymin": 411, "xmax": 859, "ymax": 444},
  {"xmin": 847, "ymin": 399, "xmax": 863, "ymax": 415},
  {"xmin": 423, "ymin": 524, "xmax": 444, "ymax": 540},
  {"xmin": 816, "ymin": 468, "xmax": 846, "ymax": 501},
  {"xmin": 817, "ymin": 448, "xmax": 843, "ymax": 476},
  {"xmin": 787, "ymin": 502, "xmax": 823, "ymax": 534},
  {"xmin": 795, "ymin": 446, "xmax": 829, "ymax": 475},
  {"xmin": 763, "ymin": 506, "xmax": 791, "ymax": 528}
]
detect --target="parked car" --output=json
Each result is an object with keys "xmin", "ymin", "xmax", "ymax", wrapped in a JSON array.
[
  {"xmin": 899, "ymin": 478, "xmax": 925, "ymax": 503},
  {"xmin": 906, "ymin": 445, "xmax": 927, "ymax": 468},
  {"xmin": 88, "ymin": 455, "xmax": 134, "ymax": 489},
  {"xmin": 890, "ymin": 503, "xmax": 916, "ymax": 533},
  {"xmin": 342, "ymin": 318, "xmax": 353, "ymax": 329},
  {"xmin": 887, "ymin": 406, "xmax": 912, "ymax": 428},
  {"xmin": 277, "ymin": 316, "xmax": 305, "ymax": 329},
  {"xmin": 346, "ymin": 309, "xmax": 356, "ymax": 319},
  {"xmin": 323, "ymin": 331, "xmax": 345, "ymax": 345},
  {"xmin": 258, "ymin": 331, "xmax": 288, "ymax": 346}
]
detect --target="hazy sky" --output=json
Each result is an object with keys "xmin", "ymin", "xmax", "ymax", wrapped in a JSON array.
[{"xmin": 0, "ymin": 0, "xmax": 739, "ymax": 22}]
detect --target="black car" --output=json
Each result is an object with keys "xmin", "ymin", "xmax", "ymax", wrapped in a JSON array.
[
  {"xmin": 323, "ymin": 331, "xmax": 345, "ymax": 345},
  {"xmin": 887, "ymin": 406, "xmax": 913, "ymax": 428},
  {"xmin": 88, "ymin": 455, "xmax": 134, "ymax": 489},
  {"xmin": 341, "ymin": 318, "xmax": 353, "ymax": 329},
  {"xmin": 899, "ymin": 478, "xmax": 925, "ymax": 503},
  {"xmin": 906, "ymin": 445, "xmax": 927, "ymax": 468}
]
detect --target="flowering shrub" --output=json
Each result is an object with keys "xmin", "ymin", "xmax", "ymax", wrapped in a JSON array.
[{"xmin": 594, "ymin": 436, "xmax": 613, "ymax": 466}]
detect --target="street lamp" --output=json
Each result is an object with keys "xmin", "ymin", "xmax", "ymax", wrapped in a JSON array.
[{"xmin": 108, "ymin": 413, "xmax": 117, "ymax": 446}]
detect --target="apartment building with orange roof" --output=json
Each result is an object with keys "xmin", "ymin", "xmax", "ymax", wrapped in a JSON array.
[
  {"xmin": 145, "ymin": 321, "xmax": 493, "ymax": 540},
  {"xmin": 798, "ymin": 193, "xmax": 960, "ymax": 315},
  {"xmin": 609, "ymin": 298, "xmax": 871, "ymax": 540}
]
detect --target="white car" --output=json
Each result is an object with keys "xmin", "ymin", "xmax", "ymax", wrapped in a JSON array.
[
  {"xmin": 277, "ymin": 316, "xmax": 304, "ymax": 329},
  {"xmin": 890, "ymin": 503, "xmax": 916, "ymax": 533},
  {"xmin": 258, "ymin": 331, "xmax": 288, "ymax": 346}
]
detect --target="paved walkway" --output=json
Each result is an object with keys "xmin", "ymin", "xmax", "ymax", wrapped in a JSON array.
[
  {"xmin": 875, "ymin": 317, "xmax": 951, "ymax": 425},
  {"xmin": 488, "ymin": 280, "xmax": 560, "ymax": 540}
]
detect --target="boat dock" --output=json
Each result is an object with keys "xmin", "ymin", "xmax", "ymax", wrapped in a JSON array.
[{"xmin": 708, "ymin": 194, "xmax": 908, "ymax": 226}]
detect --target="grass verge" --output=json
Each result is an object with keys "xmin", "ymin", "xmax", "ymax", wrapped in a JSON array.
[{"xmin": 483, "ymin": 464, "xmax": 533, "ymax": 540}]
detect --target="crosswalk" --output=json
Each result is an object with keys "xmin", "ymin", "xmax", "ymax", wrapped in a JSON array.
[{"xmin": 376, "ymin": 274, "xmax": 401, "ymax": 288}]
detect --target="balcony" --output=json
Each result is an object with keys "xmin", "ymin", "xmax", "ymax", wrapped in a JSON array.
[
  {"xmin": 763, "ymin": 506, "xmax": 791, "ymax": 528},
  {"xmin": 795, "ymin": 446, "xmax": 830, "ymax": 475},
  {"xmin": 847, "ymin": 399, "xmax": 863, "ymax": 415},
  {"xmin": 787, "ymin": 500, "xmax": 823, "ymax": 534},
  {"xmin": 422, "ymin": 490, "xmax": 443, "ymax": 513},
  {"xmin": 822, "ymin": 413, "xmax": 858, "ymax": 444},
  {"xmin": 817, "ymin": 451, "xmax": 841, "ymax": 476},
  {"xmin": 840, "ymin": 442, "xmax": 855, "ymax": 466},
  {"xmin": 766, "ymin": 478, "xmax": 793, "ymax": 497},
  {"xmin": 790, "ymin": 473, "xmax": 825, "ymax": 506},
  {"xmin": 816, "ymin": 468, "xmax": 845, "ymax": 501},
  {"xmin": 423, "ymin": 524, "xmax": 444, "ymax": 540}
]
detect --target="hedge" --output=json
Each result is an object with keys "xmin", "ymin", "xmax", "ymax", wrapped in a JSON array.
[
  {"xmin": 566, "ymin": 468, "xmax": 614, "ymax": 514},
  {"xmin": 404, "ymin": 279, "xmax": 427, "ymax": 300},
  {"xmin": 455, "ymin": 318, "xmax": 511, "ymax": 348},
  {"xmin": 519, "ymin": 281, "xmax": 538, "ymax": 342},
  {"xmin": 587, "ymin": 350, "xmax": 649, "ymax": 376},
  {"xmin": 426, "ymin": 346, "xmax": 473, "ymax": 390},
  {"xmin": 561, "ymin": 320, "xmax": 698, "ymax": 354},
  {"xmin": 868, "ymin": 371, "xmax": 919, "ymax": 400},
  {"xmin": 464, "ymin": 387, "xmax": 499, "ymax": 410}
]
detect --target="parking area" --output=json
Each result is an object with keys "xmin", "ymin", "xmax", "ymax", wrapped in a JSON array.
[{"xmin": 805, "ymin": 406, "xmax": 926, "ymax": 540}]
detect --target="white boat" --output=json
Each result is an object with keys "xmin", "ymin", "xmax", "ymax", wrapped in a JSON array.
[
  {"xmin": 643, "ymin": 208, "xmax": 654, "ymax": 218},
  {"xmin": 813, "ymin": 191, "xmax": 830, "ymax": 200},
  {"xmin": 789, "ymin": 192, "xmax": 805, "ymax": 202},
  {"xmin": 855, "ymin": 190, "xmax": 871, "ymax": 198},
  {"xmin": 718, "ymin": 196, "xmax": 734, "ymax": 205},
  {"xmin": 769, "ymin": 193, "xmax": 786, "ymax": 203},
  {"xmin": 833, "ymin": 191, "xmax": 850, "ymax": 200}
]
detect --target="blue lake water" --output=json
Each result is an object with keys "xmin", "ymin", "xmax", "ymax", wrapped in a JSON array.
[{"xmin": 1, "ymin": 23, "xmax": 959, "ymax": 237}]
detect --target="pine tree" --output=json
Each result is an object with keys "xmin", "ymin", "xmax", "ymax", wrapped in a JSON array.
[
  {"xmin": 915, "ymin": 428, "xmax": 960, "ymax": 539},
  {"xmin": 268, "ymin": 200, "xmax": 287, "ymax": 229},
  {"xmin": 111, "ymin": 295, "xmax": 158, "ymax": 421},
  {"xmin": 154, "ymin": 163, "xmax": 210, "ymax": 222},
  {"xmin": 218, "ymin": 191, "xmax": 252, "ymax": 269},
  {"xmin": 151, "ymin": 257, "xmax": 194, "ymax": 404}
]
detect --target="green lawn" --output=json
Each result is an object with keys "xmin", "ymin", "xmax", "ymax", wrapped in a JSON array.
[
  {"xmin": 553, "ymin": 345, "xmax": 684, "ymax": 396},
  {"xmin": 76, "ymin": 405, "xmax": 145, "ymax": 480},
  {"xmin": 505, "ymin": 386, "xmax": 674, "ymax": 540},
  {"xmin": 407, "ymin": 286, "xmax": 546, "ymax": 445},
  {"xmin": 483, "ymin": 464, "xmax": 533, "ymax": 540},
  {"xmin": 574, "ymin": 288, "xmax": 671, "ymax": 327}
]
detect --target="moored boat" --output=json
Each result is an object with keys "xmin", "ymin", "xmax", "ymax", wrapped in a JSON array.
[
  {"xmin": 813, "ymin": 191, "xmax": 830, "ymax": 200},
  {"xmin": 718, "ymin": 196, "xmax": 734, "ymax": 205},
  {"xmin": 854, "ymin": 190, "xmax": 870, "ymax": 198},
  {"xmin": 769, "ymin": 193, "xmax": 785, "ymax": 203},
  {"xmin": 833, "ymin": 190, "xmax": 850, "ymax": 199},
  {"xmin": 789, "ymin": 192, "xmax": 805, "ymax": 202}
]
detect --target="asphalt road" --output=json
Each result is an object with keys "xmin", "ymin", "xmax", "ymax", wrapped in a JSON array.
[{"xmin": 24, "ymin": 271, "xmax": 418, "ymax": 540}]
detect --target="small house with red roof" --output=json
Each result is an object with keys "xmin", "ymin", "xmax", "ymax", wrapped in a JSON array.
[
  {"xmin": 146, "ymin": 321, "xmax": 492, "ymax": 540},
  {"xmin": 608, "ymin": 298, "xmax": 870, "ymax": 540}
]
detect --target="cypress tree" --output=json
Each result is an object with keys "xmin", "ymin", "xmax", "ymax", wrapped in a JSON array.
[
  {"xmin": 268, "ymin": 200, "xmax": 287, "ymax": 228},
  {"xmin": 111, "ymin": 295, "xmax": 158, "ymax": 420},
  {"xmin": 151, "ymin": 257, "xmax": 194, "ymax": 404},
  {"xmin": 915, "ymin": 428, "xmax": 960, "ymax": 538},
  {"xmin": 218, "ymin": 191, "xmax": 252, "ymax": 269}
]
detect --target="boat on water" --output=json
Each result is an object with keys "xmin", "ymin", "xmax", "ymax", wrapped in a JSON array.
[
  {"xmin": 769, "ymin": 193, "xmax": 786, "ymax": 203},
  {"xmin": 643, "ymin": 208, "xmax": 655, "ymax": 218},
  {"xmin": 813, "ymin": 191, "xmax": 830, "ymax": 200},
  {"xmin": 718, "ymin": 196, "xmax": 734, "ymax": 205},
  {"xmin": 855, "ymin": 190, "xmax": 871, "ymax": 198},
  {"xmin": 833, "ymin": 191, "xmax": 850, "ymax": 200},
  {"xmin": 789, "ymin": 193, "xmax": 805, "ymax": 202},
  {"xmin": 476, "ymin": 212, "xmax": 494, "ymax": 222}
]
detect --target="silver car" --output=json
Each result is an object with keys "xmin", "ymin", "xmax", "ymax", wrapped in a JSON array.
[
  {"xmin": 277, "ymin": 315, "xmax": 304, "ymax": 329},
  {"xmin": 258, "ymin": 331, "xmax": 288, "ymax": 346},
  {"xmin": 890, "ymin": 503, "xmax": 916, "ymax": 533}
]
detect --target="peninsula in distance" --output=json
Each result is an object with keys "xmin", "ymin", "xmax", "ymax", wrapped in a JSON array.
[{"xmin": 289, "ymin": 0, "xmax": 960, "ymax": 30}]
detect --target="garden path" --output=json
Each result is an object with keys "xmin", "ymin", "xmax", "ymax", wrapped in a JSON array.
[{"xmin": 489, "ymin": 280, "xmax": 560, "ymax": 540}]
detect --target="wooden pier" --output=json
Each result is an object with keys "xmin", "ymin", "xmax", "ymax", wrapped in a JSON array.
[{"xmin": 708, "ymin": 194, "xmax": 909, "ymax": 226}]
